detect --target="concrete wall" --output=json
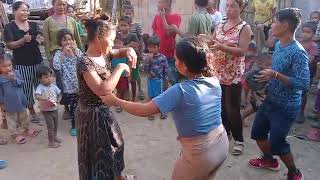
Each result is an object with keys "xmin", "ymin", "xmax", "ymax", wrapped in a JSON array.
[{"xmin": 131, "ymin": 0, "xmax": 195, "ymax": 33}]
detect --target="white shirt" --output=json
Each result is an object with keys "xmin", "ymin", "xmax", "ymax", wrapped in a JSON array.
[{"xmin": 211, "ymin": 11, "xmax": 223, "ymax": 26}]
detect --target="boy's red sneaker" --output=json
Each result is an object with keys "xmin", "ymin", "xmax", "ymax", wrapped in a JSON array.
[
  {"xmin": 287, "ymin": 169, "xmax": 304, "ymax": 180},
  {"xmin": 248, "ymin": 156, "xmax": 280, "ymax": 171}
]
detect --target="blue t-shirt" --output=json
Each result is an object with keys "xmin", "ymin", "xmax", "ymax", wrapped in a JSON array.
[
  {"xmin": 111, "ymin": 58, "xmax": 128, "ymax": 77},
  {"xmin": 0, "ymin": 70, "xmax": 27, "ymax": 113},
  {"xmin": 153, "ymin": 77, "xmax": 222, "ymax": 137},
  {"xmin": 267, "ymin": 40, "xmax": 310, "ymax": 110}
]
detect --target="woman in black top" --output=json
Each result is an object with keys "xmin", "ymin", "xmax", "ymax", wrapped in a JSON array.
[{"xmin": 3, "ymin": 1, "xmax": 44, "ymax": 124}]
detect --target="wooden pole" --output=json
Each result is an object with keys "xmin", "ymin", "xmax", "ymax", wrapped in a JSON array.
[{"xmin": 111, "ymin": 0, "xmax": 117, "ymax": 24}]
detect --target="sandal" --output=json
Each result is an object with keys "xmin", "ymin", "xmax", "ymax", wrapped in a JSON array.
[
  {"xmin": 232, "ymin": 141, "xmax": 244, "ymax": 156},
  {"xmin": 306, "ymin": 128, "xmax": 320, "ymax": 142},
  {"xmin": 13, "ymin": 135, "xmax": 27, "ymax": 144},
  {"xmin": 24, "ymin": 129, "xmax": 42, "ymax": 137},
  {"xmin": 123, "ymin": 175, "xmax": 136, "ymax": 180},
  {"xmin": 0, "ymin": 137, "xmax": 8, "ymax": 145}
]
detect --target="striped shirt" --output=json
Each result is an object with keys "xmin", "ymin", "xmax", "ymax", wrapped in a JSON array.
[{"xmin": 130, "ymin": 22, "xmax": 143, "ymax": 39}]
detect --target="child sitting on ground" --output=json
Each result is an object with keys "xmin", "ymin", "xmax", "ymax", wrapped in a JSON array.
[
  {"xmin": 53, "ymin": 28, "xmax": 82, "ymax": 136},
  {"xmin": 144, "ymin": 36, "xmax": 169, "ymax": 120},
  {"xmin": 35, "ymin": 66, "xmax": 62, "ymax": 148},
  {"xmin": 111, "ymin": 35, "xmax": 130, "ymax": 113},
  {"xmin": 0, "ymin": 54, "xmax": 41, "ymax": 144},
  {"xmin": 241, "ymin": 53, "xmax": 272, "ymax": 123}
]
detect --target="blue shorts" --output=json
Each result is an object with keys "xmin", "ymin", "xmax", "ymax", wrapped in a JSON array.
[
  {"xmin": 147, "ymin": 79, "xmax": 163, "ymax": 99},
  {"xmin": 251, "ymin": 99, "xmax": 299, "ymax": 156}
]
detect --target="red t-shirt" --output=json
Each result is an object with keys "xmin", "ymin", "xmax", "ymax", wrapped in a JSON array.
[{"xmin": 152, "ymin": 13, "xmax": 181, "ymax": 59}]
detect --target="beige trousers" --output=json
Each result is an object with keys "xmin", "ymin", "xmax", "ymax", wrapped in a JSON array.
[
  {"xmin": 172, "ymin": 124, "xmax": 229, "ymax": 180},
  {"xmin": 6, "ymin": 110, "xmax": 28, "ymax": 135}
]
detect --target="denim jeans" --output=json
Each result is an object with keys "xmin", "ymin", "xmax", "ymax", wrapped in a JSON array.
[{"xmin": 251, "ymin": 99, "xmax": 299, "ymax": 156}]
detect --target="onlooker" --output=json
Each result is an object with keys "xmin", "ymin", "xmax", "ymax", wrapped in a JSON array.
[
  {"xmin": 111, "ymin": 36, "xmax": 129, "ymax": 113},
  {"xmin": 123, "ymin": 6, "xmax": 145, "ymax": 100},
  {"xmin": 0, "ymin": 54, "xmax": 41, "ymax": 144},
  {"xmin": 310, "ymin": 11, "xmax": 320, "ymax": 57},
  {"xmin": 252, "ymin": 0, "xmax": 277, "ymax": 52},
  {"xmin": 152, "ymin": 0, "xmax": 181, "ymax": 85},
  {"xmin": 207, "ymin": 0, "xmax": 223, "ymax": 31},
  {"xmin": 144, "ymin": 36, "xmax": 169, "ymax": 120},
  {"xmin": 42, "ymin": 0, "xmax": 83, "ymax": 120},
  {"xmin": 118, "ymin": 16, "xmax": 140, "ymax": 102},
  {"xmin": 35, "ymin": 66, "xmax": 62, "ymax": 149},
  {"xmin": 296, "ymin": 22, "xmax": 318, "ymax": 124},
  {"xmin": 205, "ymin": 0, "xmax": 252, "ymax": 155},
  {"xmin": 53, "ymin": 29, "xmax": 82, "ymax": 136},
  {"xmin": 3, "ymin": 1, "xmax": 44, "ymax": 125},
  {"xmin": 249, "ymin": 8, "xmax": 309, "ymax": 180},
  {"xmin": 173, "ymin": 0, "xmax": 212, "ymax": 37}
]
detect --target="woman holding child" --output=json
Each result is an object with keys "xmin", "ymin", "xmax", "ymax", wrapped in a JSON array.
[
  {"xmin": 201, "ymin": 0, "xmax": 252, "ymax": 155},
  {"xmin": 75, "ymin": 18, "xmax": 137, "ymax": 180},
  {"xmin": 3, "ymin": 1, "xmax": 44, "ymax": 125}
]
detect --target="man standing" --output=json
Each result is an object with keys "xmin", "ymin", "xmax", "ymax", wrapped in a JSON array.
[
  {"xmin": 250, "ymin": 8, "xmax": 309, "ymax": 180},
  {"xmin": 152, "ymin": 0, "xmax": 181, "ymax": 85}
]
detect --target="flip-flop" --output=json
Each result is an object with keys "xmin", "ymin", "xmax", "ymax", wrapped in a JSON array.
[
  {"xmin": 123, "ymin": 175, "xmax": 136, "ymax": 180},
  {"xmin": 306, "ymin": 128, "xmax": 320, "ymax": 142},
  {"xmin": 0, "ymin": 137, "xmax": 8, "ymax": 145},
  {"xmin": 14, "ymin": 135, "xmax": 27, "ymax": 144},
  {"xmin": 24, "ymin": 129, "xmax": 42, "ymax": 137},
  {"xmin": 232, "ymin": 141, "xmax": 244, "ymax": 156}
]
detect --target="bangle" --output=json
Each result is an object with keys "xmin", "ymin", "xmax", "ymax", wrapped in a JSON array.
[{"xmin": 275, "ymin": 72, "xmax": 279, "ymax": 79}]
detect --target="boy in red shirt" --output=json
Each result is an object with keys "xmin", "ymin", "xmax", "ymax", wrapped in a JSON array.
[{"xmin": 152, "ymin": 0, "xmax": 181, "ymax": 85}]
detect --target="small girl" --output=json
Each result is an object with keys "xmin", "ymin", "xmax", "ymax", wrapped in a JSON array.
[
  {"xmin": 111, "ymin": 36, "xmax": 129, "ymax": 113},
  {"xmin": 0, "ymin": 54, "xmax": 41, "ymax": 144},
  {"xmin": 35, "ymin": 65, "xmax": 62, "ymax": 148},
  {"xmin": 53, "ymin": 29, "xmax": 82, "ymax": 136},
  {"xmin": 101, "ymin": 37, "xmax": 229, "ymax": 179}
]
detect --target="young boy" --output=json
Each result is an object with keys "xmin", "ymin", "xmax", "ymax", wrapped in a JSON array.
[
  {"xmin": 112, "ymin": 36, "xmax": 129, "ymax": 113},
  {"xmin": 296, "ymin": 22, "xmax": 318, "ymax": 123},
  {"xmin": 152, "ymin": 0, "xmax": 181, "ymax": 85},
  {"xmin": 35, "ymin": 65, "xmax": 62, "ymax": 148},
  {"xmin": 249, "ymin": 8, "xmax": 309, "ymax": 180},
  {"xmin": 310, "ymin": 11, "xmax": 320, "ymax": 53},
  {"xmin": 122, "ymin": 6, "xmax": 145, "ymax": 100},
  {"xmin": 207, "ymin": 0, "xmax": 223, "ymax": 31},
  {"xmin": 119, "ymin": 16, "xmax": 140, "ymax": 102},
  {"xmin": 0, "ymin": 54, "xmax": 41, "ymax": 145},
  {"xmin": 144, "ymin": 36, "xmax": 169, "ymax": 120}
]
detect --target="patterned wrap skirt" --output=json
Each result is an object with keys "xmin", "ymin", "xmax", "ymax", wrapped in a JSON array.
[{"xmin": 75, "ymin": 102, "xmax": 125, "ymax": 180}]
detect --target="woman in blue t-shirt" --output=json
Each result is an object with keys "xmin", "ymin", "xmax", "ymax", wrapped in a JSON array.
[{"xmin": 101, "ymin": 36, "xmax": 229, "ymax": 180}]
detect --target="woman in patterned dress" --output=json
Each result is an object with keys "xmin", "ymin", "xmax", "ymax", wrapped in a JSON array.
[
  {"xmin": 75, "ymin": 18, "xmax": 137, "ymax": 180},
  {"xmin": 202, "ymin": 0, "xmax": 252, "ymax": 155}
]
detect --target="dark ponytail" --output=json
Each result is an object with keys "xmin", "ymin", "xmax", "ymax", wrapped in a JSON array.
[
  {"xmin": 175, "ymin": 36, "xmax": 214, "ymax": 77},
  {"xmin": 83, "ymin": 18, "xmax": 115, "ymax": 42}
]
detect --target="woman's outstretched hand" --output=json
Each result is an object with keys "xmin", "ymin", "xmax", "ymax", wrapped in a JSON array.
[
  {"xmin": 126, "ymin": 48, "xmax": 137, "ymax": 69},
  {"xmin": 100, "ymin": 93, "xmax": 118, "ymax": 107}
]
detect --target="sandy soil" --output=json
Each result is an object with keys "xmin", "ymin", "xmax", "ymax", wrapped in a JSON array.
[{"xmin": 0, "ymin": 78, "xmax": 320, "ymax": 180}]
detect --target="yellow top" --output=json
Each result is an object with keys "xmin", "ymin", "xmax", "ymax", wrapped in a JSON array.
[{"xmin": 253, "ymin": 0, "xmax": 277, "ymax": 25}]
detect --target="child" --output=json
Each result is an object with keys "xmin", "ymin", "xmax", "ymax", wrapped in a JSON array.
[
  {"xmin": 296, "ymin": 22, "xmax": 319, "ymax": 123},
  {"xmin": 101, "ymin": 36, "xmax": 228, "ymax": 179},
  {"xmin": 53, "ymin": 29, "xmax": 82, "ymax": 136},
  {"xmin": 207, "ymin": 0, "xmax": 223, "ymax": 32},
  {"xmin": 241, "ymin": 53, "xmax": 272, "ymax": 121},
  {"xmin": 310, "ymin": 11, "xmax": 320, "ymax": 54},
  {"xmin": 123, "ymin": 6, "xmax": 145, "ymax": 100},
  {"xmin": 111, "ymin": 36, "xmax": 129, "ymax": 113},
  {"xmin": 0, "ymin": 54, "xmax": 41, "ymax": 144},
  {"xmin": 35, "ymin": 65, "xmax": 62, "ymax": 148},
  {"xmin": 144, "ymin": 36, "xmax": 169, "ymax": 120},
  {"xmin": 118, "ymin": 16, "xmax": 140, "ymax": 102}
]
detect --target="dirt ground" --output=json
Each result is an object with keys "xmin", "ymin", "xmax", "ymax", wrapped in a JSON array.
[{"xmin": 1, "ymin": 77, "xmax": 320, "ymax": 180}]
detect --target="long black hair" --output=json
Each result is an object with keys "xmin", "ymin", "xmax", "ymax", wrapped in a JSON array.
[{"xmin": 175, "ymin": 36, "xmax": 214, "ymax": 77}]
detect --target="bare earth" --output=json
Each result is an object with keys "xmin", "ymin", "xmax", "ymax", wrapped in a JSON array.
[{"xmin": 1, "ymin": 77, "xmax": 320, "ymax": 180}]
